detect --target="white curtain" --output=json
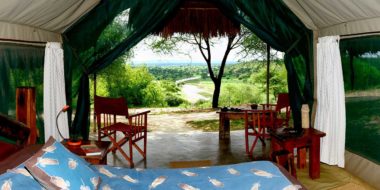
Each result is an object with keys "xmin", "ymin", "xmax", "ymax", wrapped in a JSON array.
[
  {"xmin": 314, "ymin": 36, "xmax": 346, "ymax": 168},
  {"xmin": 43, "ymin": 42, "xmax": 69, "ymax": 142}
]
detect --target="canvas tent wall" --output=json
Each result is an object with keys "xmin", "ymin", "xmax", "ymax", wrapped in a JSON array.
[{"xmin": 283, "ymin": 1, "xmax": 380, "ymax": 188}]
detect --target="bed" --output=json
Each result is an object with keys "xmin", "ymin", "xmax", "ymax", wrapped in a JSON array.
[{"xmin": 0, "ymin": 137, "xmax": 305, "ymax": 190}]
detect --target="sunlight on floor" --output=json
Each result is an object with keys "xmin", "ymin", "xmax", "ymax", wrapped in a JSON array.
[{"xmin": 298, "ymin": 164, "xmax": 375, "ymax": 190}]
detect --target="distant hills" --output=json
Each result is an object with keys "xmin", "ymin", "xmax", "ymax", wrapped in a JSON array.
[{"xmin": 131, "ymin": 60, "xmax": 237, "ymax": 67}]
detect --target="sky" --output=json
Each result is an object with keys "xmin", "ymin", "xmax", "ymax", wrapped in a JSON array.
[{"xmin": 130, "ymin": 36, "xmax": 245, "ymax": 65}]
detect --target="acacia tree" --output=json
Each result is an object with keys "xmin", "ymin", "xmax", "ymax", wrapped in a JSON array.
[
  {"xmin": 148, "ymin": 28, "xmax": 282, "ymax": 108},
  {"xmin": 195, "ymin": 34, "xmax": 242, "ymax": 108},
  {"xmin": 149, "ymin": 31, "xmax": 250, "ymax": 108}
]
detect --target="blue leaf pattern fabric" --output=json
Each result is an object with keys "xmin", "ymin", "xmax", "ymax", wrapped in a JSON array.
[
  {"xmin": 0, "ymin": 137, "xmax": 301, "ymax": 189},
  {"xmin": 0, "ymin": 160, "xmax": 300, "ymax": 189},
  {"xmin": 94, "ymin": 161, "xmax": 300, "ymax": 190},
  {"xmin": 0, "ymin": 164, "xmax": 42, "ymax": 190},
  {"xmin": 24, "ymin": 137, "xmax": 100, "ymax": 190}
]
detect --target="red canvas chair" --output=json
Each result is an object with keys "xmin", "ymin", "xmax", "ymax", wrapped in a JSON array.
[
  {"xmin": 244, "ymin": 110, "xmax": 275, "ymax": 156},
  {"xmin": 261, "ymin": 93, "xmax": 291, "ymax": 128},
  {"xmin": 94, "ymin": 95, "xmax": 150, "ymax": 167}
]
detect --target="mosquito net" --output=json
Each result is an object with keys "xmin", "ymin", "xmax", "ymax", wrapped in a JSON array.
[
  {"xmin": 340, "ymin": 36, "xmax": 380, "ymax": 164},
  {"xmin": 0, "ymin": 43, "xmax": 45, "ymax": 143}
]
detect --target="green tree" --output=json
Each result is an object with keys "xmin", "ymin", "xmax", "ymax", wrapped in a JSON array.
[
  {"xmin": 96, "ymin": 62, "xmax": 154, "ymax": 106},
  {"xmin": 249, "ymin": 60, "xmax": 287, "ymax": 102},
  {"xmin": 147, "ymin": 25, "xmax": 284, "ymax": 108},
  {"xmin": 142, "ymin": 81, "xmax": 166, "ymax": 106},
  {"xmin": 160, "ymin": 80, "xmax": 186, "ymax": 106},
  {"xmin": 148, "ymin": 31, "xmax": 253, "ymax": 108}
]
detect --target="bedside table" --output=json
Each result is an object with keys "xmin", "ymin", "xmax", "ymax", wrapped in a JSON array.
[{"xmin": 63, "ymin": 140, "xmax": 111, "ymax": 165}]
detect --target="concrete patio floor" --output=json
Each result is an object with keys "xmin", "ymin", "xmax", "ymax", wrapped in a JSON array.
[
  {"xmin": 105, "ymin": 131, "xmax": 263, "ymax": 168},
  {"xmin": 88, "ymin": 110, "xmax": 375, "ymax": 189}
]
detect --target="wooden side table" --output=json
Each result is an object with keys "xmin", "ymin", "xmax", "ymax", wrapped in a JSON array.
[
  {"xmin": 269, "ymin": 128, "xmax": 326, "ymax": 179},
  {"xmin": 63, "ymin": 140, "xmax": 110, "ymax": 165}
]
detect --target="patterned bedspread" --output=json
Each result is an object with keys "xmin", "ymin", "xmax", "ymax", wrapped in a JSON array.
[
  {"xmin": 0, "ymin": 141, "xmax": 303, "ymax": 190},
  {"xmin": 93, "ymin": 161, "xmax": 302, "ymax": 190}
]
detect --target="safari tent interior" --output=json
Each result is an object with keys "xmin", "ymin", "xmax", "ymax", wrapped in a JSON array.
[{"xmin": 0, "ymin": 0, "xmax": 380, "ymax": 189}]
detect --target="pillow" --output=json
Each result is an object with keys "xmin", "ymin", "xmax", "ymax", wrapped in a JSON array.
[
  {"xmin": 25, "ymin": 137, "xmax": 101, "ymax": 190},
  {"xmin": 0, "ymin": 164, "xmax": 43, "ymax": 190}
]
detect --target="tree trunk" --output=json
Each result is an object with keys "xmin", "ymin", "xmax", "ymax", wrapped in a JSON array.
[
  {"xmin": 349, "ymin": 52, "xmax": 355, "ymax": 90},
  {"xmin": 212, "ymin": 79, "xmax": 221, "ymax": 108}
]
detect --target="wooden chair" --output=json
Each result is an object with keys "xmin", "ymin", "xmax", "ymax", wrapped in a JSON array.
[
  {"xmin": 261, "ymin": 93, "xmax": 291, "ymax": 128},
  {"xmin": 94, "ymin": 95, "xmax": 150, "ymax": 167},
  {"xmin": 244, "ymin": 110, "xmax": 275, "ymax": 156}
]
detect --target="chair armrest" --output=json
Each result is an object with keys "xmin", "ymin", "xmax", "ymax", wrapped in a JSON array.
[
  {"xmin": 260, "ymin": 104, "xmax": 277, "ymax": 110},
  {"xmin": 0, "ymin": 113, "xmax": 30, "ymax": 147},
  {"xmin": 127, "ymin": 111, "xmax": 150, "ymax": 132},
  {"xmin": 128, "ymin": 110, "xmax": 151, "ymax": 118}
]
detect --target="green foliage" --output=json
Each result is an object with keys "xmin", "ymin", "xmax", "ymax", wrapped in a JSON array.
[
  {"xmin": 237, "ymin": 27, "xmax": 268, "ymax": 60},
  {"xmin": 218, "ymin": 82, "xmax": 263, "ymax": 106},
  {"xmin": 145, "ymin": 60, "xmax": 288, "ymax": 108},
  {"xmin": 10, "ymin": 68, "xmax": 44, "ymax": 111},
  {"xmin": 91, "ymin": 59, "xmax": 288, "ymax": 108},
  {"xmin": 148, "ymin": 66, "xmax": 206, "ymax": 81},
  {"xmin": 142, "ymin": 81, "xmax": 166, "ymax": 106},
  {"xmin": 160, "ymin": 80, "xmax": 186, "ymax": 106},
  {"xmin": 91, "ymin": 61, "xmax": 153, "ymax": 106},
  {"xmin": 248, "ymin": 60, "xmax": 288, "ymax": 101},
  {"xmin": 341, "ymin": 55, "xmax": 380, "ymax": 91},
  {"xmin": 223, "ymin": 62, "xmax": 259, "ymax": 80},
  {"xmin": 91, "ymin": 64, "xmax": 185, "ymax": 107}
]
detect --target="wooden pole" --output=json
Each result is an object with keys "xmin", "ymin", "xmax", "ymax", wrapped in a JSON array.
[
  {"xmin": 93, "ymin": 74, "xmax": 97, "ymax": 133},
  {"xmin": 266, "ymin": 44, "xmax": 270, "ymax": 104},
  {"xmin": 16, "ymin": 87, "xmax": 37, "ymax": 145},
  {"xmin": 311, "ymin": 31, "xmax": 319, "ymax": 126}
]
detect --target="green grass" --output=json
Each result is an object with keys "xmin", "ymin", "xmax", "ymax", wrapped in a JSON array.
[
  {"xmin": 345, "ymin": 96, "xmax": 380, "ymax": 164},
  {"xmin": 187, "ymin": 119, "xmax": 245, "ymax": 132}
]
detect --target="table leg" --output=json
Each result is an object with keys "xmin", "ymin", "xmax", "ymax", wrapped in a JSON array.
[
  {"xmin": 309, "ymin": 136, "xmax": 321, "ymax": 179},
  {"xmin": 219, "ymin": 113, "xmax": 230, "ymax": 140},
  {"xmin": 277, "ymin": 142, "xmax": 297, "ymax": 178},
  {"xmin": 269, "ymin": 139, "xmax": 282, "ymax": 158},
  {"xmin": 297, "ymin": 148, "xmax": 307, "ymax": 169}
]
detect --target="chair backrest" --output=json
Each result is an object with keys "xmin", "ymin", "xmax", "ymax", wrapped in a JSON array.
[
  {"xmin": 94, "ymin": 96, "xmax": 130, "ymax": 141},
  {"xmin": 94, "ymin": 95, "xmax": 129, "ymax": 117},
  {"xmin": 244, "ymin": 110, "xmax": 275, "ymax": 129},
  {"xmin": 274, "ymin": 93, "xmax": 291, "ymax": 128},
  {"xmin": 275, "ymin": 93, "xmax": 290, "ymax": 111}
]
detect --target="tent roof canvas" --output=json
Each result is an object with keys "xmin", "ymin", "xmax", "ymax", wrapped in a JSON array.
[
  {"xmin": 2, "ymin": 1, "xmax": 380, "ymax": 42},
  {"xmin": 283, "ymin": 0, "xmax": 380, "ymax": 37},
  {"xmin": 0, "ymin": 0, "xmax": 100, "ymax": 42}
]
